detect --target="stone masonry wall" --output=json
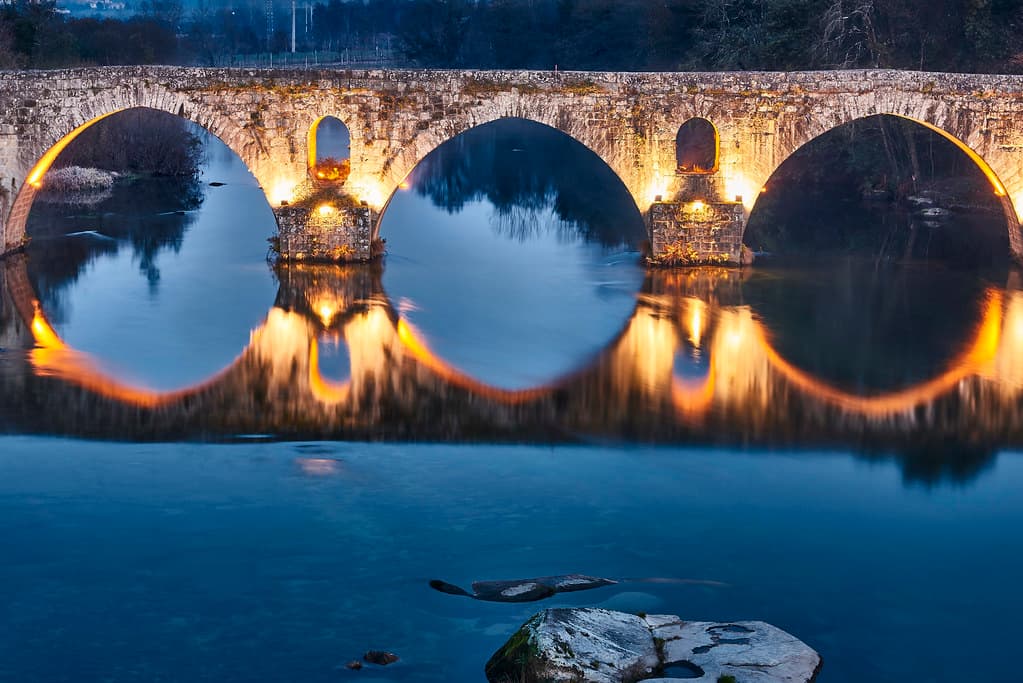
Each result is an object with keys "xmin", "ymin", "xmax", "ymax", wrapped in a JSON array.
[
  {"xmin": 649, "ymin": 201, "xmax": 745, "ymax": 264},
  {"xmin": 1, "ymin": 67, "xmax": 1023, "ymax": 261},
  {"xmin": 274, "ymin": 205, "xmax": 373, "ymax": 262}
]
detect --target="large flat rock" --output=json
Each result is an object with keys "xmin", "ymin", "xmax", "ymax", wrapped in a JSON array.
[{"xmin": 486, "ymin": 608, "xmax": 820, "ymax": 683}]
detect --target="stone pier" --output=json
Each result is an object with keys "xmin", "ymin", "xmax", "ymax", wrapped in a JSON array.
[
  {"xmin": 273, "ymin": 203, "xmax": 374, "ymax": 262},
  {"xmin": 648, "ymin": 173, "xmax": 746, "ymax": 265}
]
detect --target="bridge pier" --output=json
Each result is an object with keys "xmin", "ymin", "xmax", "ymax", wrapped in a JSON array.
[
  {"xmin": 647, "ymin": 174, "xmax": 748, "ymax": 266},
  {"xmin": 271, "ymin": 181, "xmax": 376, "ymax": 263}
]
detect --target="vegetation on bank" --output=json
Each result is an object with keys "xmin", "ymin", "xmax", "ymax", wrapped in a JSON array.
[
  {"xmin": 51, "ymin": 108, "xmax": 203, "ymax": 179},
  {"xmin": 2, "ymin": 0, "xmax": 1023, "ymax": 73}
]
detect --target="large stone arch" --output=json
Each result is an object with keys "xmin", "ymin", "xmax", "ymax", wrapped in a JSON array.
[
  {"xmin": 1, "ymin": 88, "xmax": 264, "ymax": 255},
  {"xmin": 367, "ymin": 107, "xmax": 643, "ymax": 239},
  {"xmin": 736, "ymin": 91, "xmax": 1023, "ymax": 259}
]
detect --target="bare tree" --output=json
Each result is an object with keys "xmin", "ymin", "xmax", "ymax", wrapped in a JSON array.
[{"xmin": 813, "ymin": 0, "xmax": 880, "ymax": 68}]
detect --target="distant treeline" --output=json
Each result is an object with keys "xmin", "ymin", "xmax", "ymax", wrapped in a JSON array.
[{"xmin": 1, "ymin": 0, "xmax": 1023, "ymax": 72}]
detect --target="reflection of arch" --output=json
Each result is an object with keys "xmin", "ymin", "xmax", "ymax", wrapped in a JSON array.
[
  {"xmin": 675, "ymin": 118, "xmax": 718, "ymax": 174},
  {"xmin": 306, "ymin": 115, "xmax": 352, "ymax": 181},
  {"xmin": 373, "ymin": 116, "xmax": 641, "ymax": 240},
  {"xmin": 671, "ymin": 290, "xmax": 1005, "ymax": 419},
  {"xmin": 4, "ymin": 104, "xmax": 259, "ymax": 255},
  {"xmin": 746, "ymin": 113, "xmax": 1023, "ymax": 260},
  {"xmin": 755, "ymin": 291, "xmax": 1003, "ymax": 416}
]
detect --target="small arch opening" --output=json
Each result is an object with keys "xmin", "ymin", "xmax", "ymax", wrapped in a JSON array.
[
  {"xmin": 675, "ymin": 118, "xmax": 718, "ymax": 174},
  {"xmin": 308, "ymin": 116, "xmax": 351, "ymax": 185}
]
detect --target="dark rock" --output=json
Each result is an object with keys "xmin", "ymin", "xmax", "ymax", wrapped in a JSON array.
[
  {"xmin": 345, "ymin": 660, "xmax": 363, "ymax": 670},
  {"xmin": 363, "ymin": 651, "xmax": 399, "ymax": 666},
  {"xmin": 430, "ymin": 574, "xmax": 617, "ymax": 603}
]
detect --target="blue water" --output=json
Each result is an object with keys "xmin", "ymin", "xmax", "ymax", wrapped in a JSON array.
[{"xmin": 0, "ymin": 439, "xmax": 1020, "ymax": 682}]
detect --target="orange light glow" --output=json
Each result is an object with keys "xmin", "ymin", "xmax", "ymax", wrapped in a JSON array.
[
  {"xmin": 270, "ymin": 180, "xmax": 297, "ymax": 206},
  {"xmin": 308, "ymin": 337, "xmax": 350, "ymax": 404},
  {"xmin": 689, "ymin": 199, "xmax": 706, "ymax": 212},
  {"xmin": 900, "ymin": 116, "xmax": 1008, "ymax": 196},
  {"xmin": 396, "ymin": 318, "xmax": 552, "ymax": 404},
  {"xmin": 25, "ymin": 112, "xmax": 118, "ymax": 188},
  {"xmin": 318, "ymin": 204, "xmax": 335, "ymax": 216},
  {"xmin": 317, "ymin": 303, "xmax": 336, "ymax": 325},
  {"xmin": 754, "ymin": 291, "xmax": 1003, "ymax": 416}
]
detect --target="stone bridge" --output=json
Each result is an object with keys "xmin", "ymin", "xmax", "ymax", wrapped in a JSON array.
[{"xmin": 1, "ymin": 66, "xmax": 1023, "ymax": 262}]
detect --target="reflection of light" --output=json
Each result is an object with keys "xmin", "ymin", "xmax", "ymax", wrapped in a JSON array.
[
  {"xmin": 395, "ymin": 318, "xmax": 551, "ymax": 404},
  {"xmin": 296, "ymin": 458, "xmax": 342, "ymax": 476},
  {"xmin": 308, "ymin": 337, "xmax": 349, "ymax": 404},
  {"xmin": 756, "ymin": 291, "xmax": 1004, "ymax": 416},
  {"xmin": 684, "ymin": 298, "xmax": 706, "ymax": 349},
  {"xmin": 317, "ymin": 303, "xmax": 335, "ymax": 325},
  {"xmin": 399, "ymin": 181, "xmax": 410, "ymax": 190},
  {"xmin": 689, "ymin": 199, "xmax": 705, "ymax": 212},
  {"xmin": 318, "ymin": 204, "xmax": 335, "ymax": 216}
]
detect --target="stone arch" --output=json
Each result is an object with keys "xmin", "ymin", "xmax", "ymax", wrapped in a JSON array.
[
  {"xmin": 747, "ymin": 109, "xmax": 1023, "ymax": 260},
  {"xmin": 2, "ymin": 97, "xmax": 260, "ymax": 256},
  {"xmin": 306, "ymin": 115, "xmax": 352, "ymax": 180},
  {"xmin": 371, "ymin": 114, "xmax": 641, "ymax": 239},
  {"xmin": 675, "ymin": 117, "xmax": 719, "ymax": 174}
]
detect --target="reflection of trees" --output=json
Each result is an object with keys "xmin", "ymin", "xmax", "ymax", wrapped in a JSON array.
[
  {"xmin": 26, "ymin": 177, "xmax": 202, "ymax": 323},
  {"xmin": 408, "ymin": 119, "xmax": 646, "ymax": 247},
  {"xmin": 741, "ymin": 261, "xmax": 990, "ymax": 393}
]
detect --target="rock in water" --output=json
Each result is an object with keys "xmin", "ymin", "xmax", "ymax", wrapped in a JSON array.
[
  {"xmin": 486, "ymin": 608, "xmax": 821, "ymax": 683},
  {"xmin": 430, "ymin": 574, "xmax": 617, "ymax": 602},
  {"xmin": 485, "ymin": 608, "xmax": 659, "ymax": 683},
  {"xmin": 363, "ymin": 650, "xmax": 399, "ymax": 665}
]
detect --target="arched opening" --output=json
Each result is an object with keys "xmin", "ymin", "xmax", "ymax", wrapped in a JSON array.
[
  {"xmin": 307, "ymin": 116, "xmax": 351, "ymax": 184},
  {"xmin": 675, "ymin": 118, "xmax": 718, "ymax": 174},
  {"xmin": 376, "ymin": 117, "xmax": 645, "ymax": 390},
  {"xmin": 739, "ymin": 114, "xmax": 1013, "ymax": 402},
  {"xmin": 745, "ymin": 114, "xmax": 1015, "ymax": 267},
  {"xmin": 22, "ymin": 106, "xmax": 278, "ymax": 392}
]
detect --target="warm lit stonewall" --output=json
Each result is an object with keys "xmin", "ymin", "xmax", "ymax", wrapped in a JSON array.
[{"xmin": 1, "ymin": 67, "xmax": 1022, "ymax": 263}]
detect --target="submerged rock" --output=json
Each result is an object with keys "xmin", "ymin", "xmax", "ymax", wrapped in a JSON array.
[
  {"xmin": 363, "ymin": 650, "xmax": 399, "ymax": 666},
  {"xmin": 430, "ymin": 574, "xmax": 618, "ymax": 602},
  {"xmin": 486, "ymin": 608, "xmax": 821, "ymax": 683}
]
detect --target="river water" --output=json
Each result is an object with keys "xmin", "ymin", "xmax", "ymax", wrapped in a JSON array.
[{"xmin": 1, "ymin": 118, "xmax": 1021, "ymax": 682}]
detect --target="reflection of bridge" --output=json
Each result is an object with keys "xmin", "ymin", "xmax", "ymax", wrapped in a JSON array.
[
  {"xmin": 4, "ymin": 256, "xmax": 1023, "ymax": 478},
  {"xmin": 1, "ymin": 67, "xmax": 1023, "ymax": 262}
]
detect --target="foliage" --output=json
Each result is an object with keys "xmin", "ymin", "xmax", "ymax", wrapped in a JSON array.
[
  {"xmin": 41, "ymin": 166, "xmax": 116, "ymax": 192},
  {"xmin": 4, "ymin": 0, "xmax": 1023, "ymax": 73},
  {"xmin": 54, "ymin": 109, "xmax": 203, "ymax": 178},
  {"xmin": 649, "ymin": 242, "xmax": 731, "ymax": 266}
]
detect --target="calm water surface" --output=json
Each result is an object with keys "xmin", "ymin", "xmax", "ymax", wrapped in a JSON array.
[{"xmin": 1, "ymin": 119, "xmax": 1022, "ymax": 682}]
